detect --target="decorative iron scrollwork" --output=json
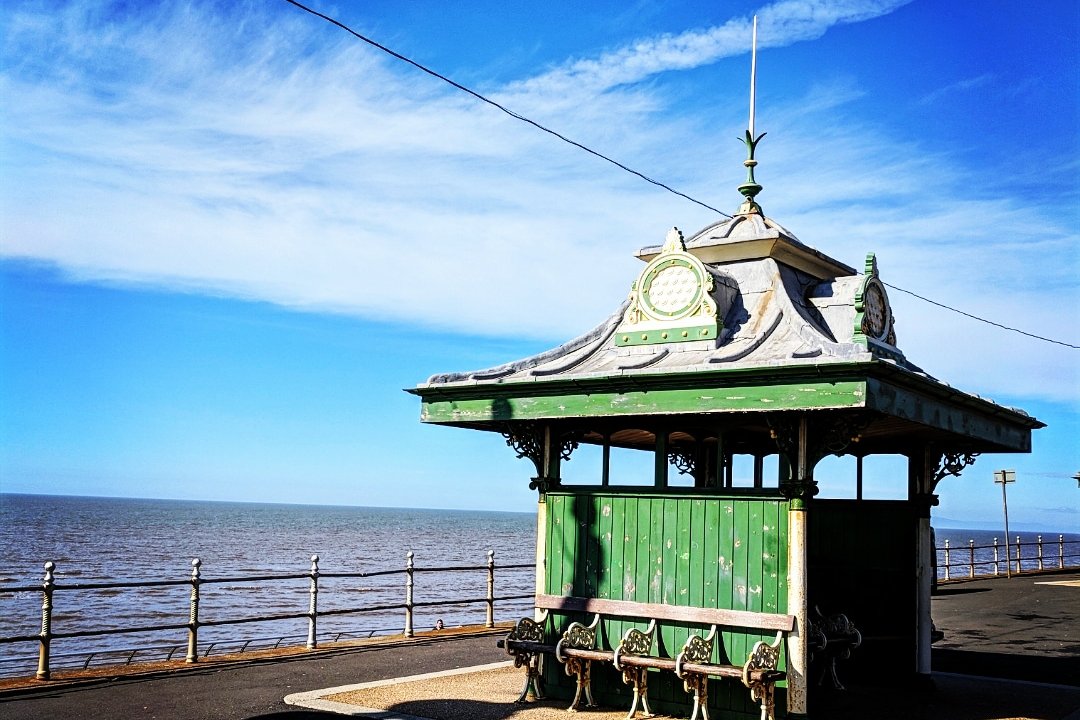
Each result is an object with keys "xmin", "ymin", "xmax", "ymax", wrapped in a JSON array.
[
  {"xmin": 815, "ymin": 412, "xmax": 872, "ymax": 460},
  {"xmin": 503, "ymin": 424, "xmax": 544, "ymax": 477},
  {"xmin": 559, "ymin": 434, "xmax": 580, "ymax": 463},
  {"xmin": 502, "ymin": 424, "xmax": 579, "ymax": 492},
  {"xmin": 934, "ymin": 451, "xmax": 979, "ymax": 484},
  {"xmin": 668, "ymin": 447, "xmax": 697, "ymax": 477}
]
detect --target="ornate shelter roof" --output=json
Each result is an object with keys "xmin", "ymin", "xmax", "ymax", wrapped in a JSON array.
[{"xmin": 411, "ymin": 206, "xmax": 1042, "ymax": 456}]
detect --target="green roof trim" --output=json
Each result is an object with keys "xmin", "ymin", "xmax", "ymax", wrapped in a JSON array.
[{"xmin": 419, "ymin": 378, "xmax": 866, "ymax": 423}]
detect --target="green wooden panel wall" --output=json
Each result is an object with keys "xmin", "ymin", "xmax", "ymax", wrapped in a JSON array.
[{"xmin": 543, "ymin": 490, "xmax": 789, "ymax": 716}]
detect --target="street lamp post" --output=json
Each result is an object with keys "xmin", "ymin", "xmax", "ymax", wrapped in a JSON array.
[{"xmin": 994, "ymin": 470, "xmax": 1016, "ymax": 577}]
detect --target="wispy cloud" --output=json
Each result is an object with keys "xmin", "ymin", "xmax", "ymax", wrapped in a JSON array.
[
  {"xmin": 2, "ymin": 0, "xmax": 1077, "ymax": 407},
  {"xmin": 506, "ymin": 0, "xmax": 912, "ymax": 101},
  {"xmin": 919, "ymin": 73, "xmax": 995, "ymax": 105}
]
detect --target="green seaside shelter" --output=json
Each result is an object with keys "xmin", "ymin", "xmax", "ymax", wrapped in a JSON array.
[{"xmin": 409, "ymin": 185, "xmax": 1042, "ymax": 717}]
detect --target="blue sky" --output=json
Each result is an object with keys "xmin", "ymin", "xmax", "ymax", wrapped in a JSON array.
[{"xmin": 1, "ymin": 0, "xmax": 1077, "ymax": 529}]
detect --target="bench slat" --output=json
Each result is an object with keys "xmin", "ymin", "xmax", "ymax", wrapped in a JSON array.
[{"xmin": 536, "ymin": 594, "xmax": 795, "ymax": 633}]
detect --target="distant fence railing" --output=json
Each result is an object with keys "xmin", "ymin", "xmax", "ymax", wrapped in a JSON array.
[
  {"xmin": 0, "ymin": 551, "xmax": 532, "ymax": 681},
  {"xmin": 938, "ymin": 535, "xmax": 1080, "ymax": 582}
]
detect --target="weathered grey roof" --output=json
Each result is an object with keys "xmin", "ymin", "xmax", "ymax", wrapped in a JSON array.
[{"xmin": 422, "ymin": 213, "xmax": 919, "ymax": 388}]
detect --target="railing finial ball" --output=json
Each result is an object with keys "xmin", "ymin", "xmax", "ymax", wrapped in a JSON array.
[
  {"xmin": 192, "ymin": 558, "xmax": 201, "ymax": 568},
  {"xmin": 311, "ymin": 554, "xmax": 319, "ymax": 563}
]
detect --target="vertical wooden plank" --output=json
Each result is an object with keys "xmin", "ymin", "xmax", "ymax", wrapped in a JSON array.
[
  {"xmin": 613, "ymin": 494, "xmax": 638, "ymax": 646},
  {"xmin": 703, "ymin": 498, "xmax": 720, "ymax": 618},
  {"xmin": 730, "ymin": 499, "xmax": 751, "ymax": 663},
  {"xmin": 597, "ymin": 494, "xmax": 614, "ymax": 599},
  {"xmin": 761, "ymin": 500, "xmax": 780, "ymax": 614},
  {"xmin": 606, "ymin": 494, "xmax": 624, "ymax": 601},
  {"xmin": 649, "ymin": 497, "xmax": 665, "ymax": 605},
  {"xmin": 545, "ymin": 495, "xmax": 564, "ymax": 595},
  {"xmin": 585, "ymin": 494, "xmax": 600, "ymax": 597},
  {"xmin": 662, "ymin": 497, "xmax": 679, "ymax": 605},
  {"xmin": 636, "ymin": 498, "xmax": 652, "ymax": 604},
  {"xmin": 747, "ymin": 500, "xmax": 764, "ymax": 613},
  {"xmin": 686, "ymin": 500, "xmax": 704, "ymax": 608},
  {"xmin": 561, "ymin": 495, "xmax": 579, "ymax": 597}
]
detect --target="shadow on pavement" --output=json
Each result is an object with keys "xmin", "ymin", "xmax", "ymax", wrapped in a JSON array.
[
  {"xmin": 933, "ymin": 648, "xmax": 1080, "ymax": 687},
  {"xmin": 933, "ymin": 586, "xmax": 992, "ymax": 596},
  {"xmin": 246, "ymin": 713, "xmax": 340, "ymax": 719}
]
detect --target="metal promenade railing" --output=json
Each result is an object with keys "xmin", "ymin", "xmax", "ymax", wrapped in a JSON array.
[
  {"xmin": 938, "ymin": 534, "xmax": 1080, "ymax": 582},
  {"xmin": 0, "ymin": 551, "xmax": 533, "ymax": 681}
]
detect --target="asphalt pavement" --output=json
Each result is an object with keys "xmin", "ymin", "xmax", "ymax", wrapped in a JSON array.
[{"xmin": 1, "ymin": 571, "xmax": 1077, "ymax": 720}]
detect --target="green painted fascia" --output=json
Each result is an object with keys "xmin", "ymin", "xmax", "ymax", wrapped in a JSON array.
[
  {"xmin": 419, "ymin": 378, "xmax": 866, "ymax": 423},
  {"xmin": 409, "ymin": 361, "xmax": 868, "ymax": 400},
  {"xmin": 865, "ymin": 376, "xmax": 1036, "ymax": 452}
]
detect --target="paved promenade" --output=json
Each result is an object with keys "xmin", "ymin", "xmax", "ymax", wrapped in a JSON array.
[{"xmin": 1, "ymin": 571, "xmax": 1077, "ymax": 720}]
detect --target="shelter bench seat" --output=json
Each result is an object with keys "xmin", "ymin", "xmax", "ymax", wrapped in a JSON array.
[
  {"xmin": 501, "ymin": 594, "xmax": 795, "ymax": 720},
  {"xmin": 807, "ymin": 606, "xmax": 862, "ymax": 690}
]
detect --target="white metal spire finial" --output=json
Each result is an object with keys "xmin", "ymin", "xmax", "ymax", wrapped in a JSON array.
[
  {"xmin": 737, "ymin": 15, "xmax": 765, "ymax": 215},
  {"xmin": 749, "ymin": 15, "xmax": 758, "ymax": 138}
]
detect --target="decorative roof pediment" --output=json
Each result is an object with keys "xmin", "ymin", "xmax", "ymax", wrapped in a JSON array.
[
  {"xmin": 637, "ymin": 213, "xmax": 856, "ymax": 281},
  {"xmin": 422, "ymin": 221, "xmax": 911, "ymax": 389}
]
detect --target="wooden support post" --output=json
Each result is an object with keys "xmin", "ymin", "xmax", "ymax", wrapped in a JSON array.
[
  {"xmin": 601, "ymin": 436, "xmax": 611, "ymax": 486},
  {"xmin": 786, "ymin": 416, "xmax": 810, "ymax": 718},
  {"xmin": 856, "ymin": 455, "xmax": 864, "ymax": 500},
  {"xmin": 753, "ymin": 454, "xmax": 764, "ymax": 489},
  {"xmin": 654, "ymin": 431, "xmax": 668, "ymax": 488},
  {"xmin": 535, "ymin": 496, "xmax": 548, "ymax": 621},
  {"xmin": 714, "ymin": 432, "xmax": 725, "ymax": 488},
  {"xmin": 914, "ymin": 450, "xmax": 934, "ymax": 679}
]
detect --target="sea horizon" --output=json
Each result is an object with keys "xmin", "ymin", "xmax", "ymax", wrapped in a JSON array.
[{"xmin": 1, "ymin": 491, "xmax": 1074, "ymax": 536}]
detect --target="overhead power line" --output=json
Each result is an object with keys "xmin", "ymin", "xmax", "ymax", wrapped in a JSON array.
[
  {"xmin": 884, "ymin": 283, "xmax": 1079, "ymax": 350},
  {"xmin": 283, "ymin": 0, "xmax": 730, "ymax": 219},
  {"xmin": 284, "ymin": 0, "xmax": 1079, "ymax": 352}
]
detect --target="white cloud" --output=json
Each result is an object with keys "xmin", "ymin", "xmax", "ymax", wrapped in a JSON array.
[
  {"xmin": 919, "ymin": 73, "xmax": 996, "ymax": 105},
  {"xmin": 503, "ymin": 0, "xmax": 911, "ymax": 102},
  {"xmin": 2, "ymin": 0, "xmax": 1077, "ymax": 407}
]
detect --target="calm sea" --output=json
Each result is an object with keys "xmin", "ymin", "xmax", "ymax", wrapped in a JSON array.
[
  {"xmin": 1, "ymin": 494, "xmax": 1076, "ymax": 676},
  {"xmin": 0, "ymin": 494, "xmax": 537, "ymax": 674}
]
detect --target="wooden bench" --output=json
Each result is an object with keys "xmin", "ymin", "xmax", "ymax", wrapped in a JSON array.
[{"xmin": 502, "ymin": 594, "xmax": 795, "ymax": 720}]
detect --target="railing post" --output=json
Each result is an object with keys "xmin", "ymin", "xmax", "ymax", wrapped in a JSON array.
[
  {"xmin": 1060, "ymin": 535, "xmax": 1065, "ymax": 569},
  {"xmin": 404, "ymin": 551, "xmax": 414, "ymax": 638},
  {"xmin": 186, "ymin": 558, "xmax": 201, "ymax": 663},
  {"xmin": 943, "ymin": 539, "xmax": 951, "ymax": 581},
  {"xmin": 993, "ymin": 538, "xmax": 999, "ymax": 576},
  {"xmin": 967, "ymin": 539, "xmax": 974, "ymax": 579},
  {"xmin": 1036, "ymin": 535, "xmax": 1043, "ymax": 572},
  {"xmin": 1015, "ymin": 536, "xmax": 1022, "ymax": 575},
  {"xmin": 307, "ymin": 554, "xmax": 319, "ymax": 649},
  {"xmin": 36, "ymin": 561, "xmax": 55, "ymax": 680},
  {"xmin": 486, "ymin": 550, "xmax": 495, "ymax": 629}
]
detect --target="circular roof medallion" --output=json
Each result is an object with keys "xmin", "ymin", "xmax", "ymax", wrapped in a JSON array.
[{"xmin": 640, "ymin": 257, "xmax": 705, "ymax": 321}]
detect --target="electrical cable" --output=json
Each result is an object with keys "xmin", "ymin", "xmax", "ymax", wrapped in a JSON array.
[
  {"xmin": 285, "ymin": 0, "xmax": 1079, "ymax": 351},
  {"xmin": 283, "ymin": 0, "xmax": 730, "ymax": 219},
  {"xmin": 883, "ymin": 282, "xmax": 1079, "ymax": 350}
]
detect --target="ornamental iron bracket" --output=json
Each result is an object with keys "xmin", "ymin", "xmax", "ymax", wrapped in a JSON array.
[
  {"xmin": 503, "ymin": 424, "xmax": 544, "ymax": 477},
  {"xmin": 502, "ymin": 423, "xmax": 580, "ymax": 494},
  {"xmin": 768, "ymin": 413, "xmax": 873, "ymax": 467},
  {"xmin": 931, "ymin": 451, "xmax": 980, "ymax": 493},
  {"xmin": 668, "ymin": 448, "xmax": 697, "ymax": 477}
]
